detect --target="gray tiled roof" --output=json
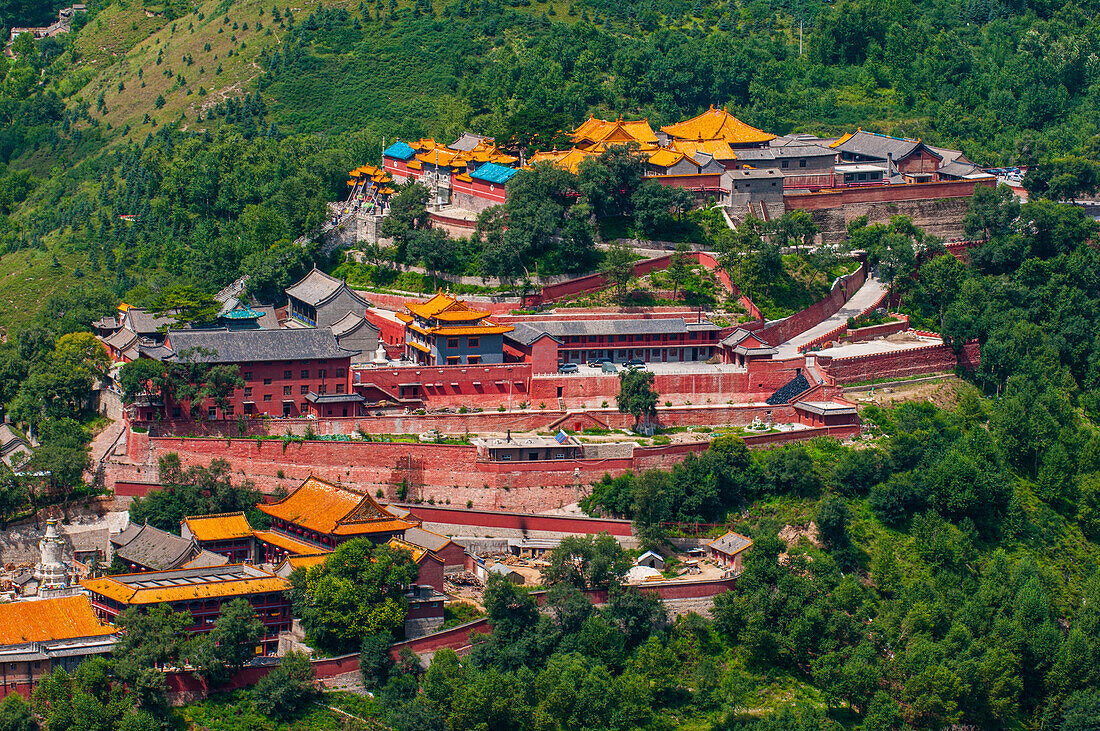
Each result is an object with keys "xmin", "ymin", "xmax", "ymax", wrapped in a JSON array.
[
  {"xmin": 125, "ymin": 308, "xmax": 178, "ymax": 335},
  {"xmin": 505, "ymin": 323, "xmax": 563, "ymax": 347},
  {"xmin": 774, "ymin": 144, "xmax": 836, "ymax": 158},
  {"xmin": 936, "ymin": 160, "xmax": 986, "ymax": 179},
  {"xmin": 403, "ymin": 526, "xmax": 452, "ymax": 553},
  {"xmin": 157, "ymin": 328, "xmax": 355, "ymax": 364},
  {"xmin": 104, "ymin": 328, "xmax": 138, "ymax": 350},
  {"xmin": 111, "ymin": 523, "xmax": 198, "ymax": 571},
  {"xmin": 707, "ymin": 531, "xmax": 752, "ymax": 556},
  {"xmin": 285, "ymin": 268, "xmax": 368, "ymax": 308},
  {"xmin": 331, "ymin": 312, "xmax": 379, "ymax": 338},
  {"xmin": 305, "ymin": 392, "xmax": 365, "ymax": 404},
  {"xmin": 833, "ymin": 130, "xmax": 939, "ymax": 162},
  {"xmin": 183, "ymin": 550, "xmax": 232, "ymax": 568}
]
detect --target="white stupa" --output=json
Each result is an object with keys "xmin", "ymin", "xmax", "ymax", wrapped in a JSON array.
[
  {"xmin": 33, "ymin": 519, "xmax": 70, "ymax": 590},
  {"xmin": 372, "ymin": 341, "xmax": 389, "ymax": 365}
]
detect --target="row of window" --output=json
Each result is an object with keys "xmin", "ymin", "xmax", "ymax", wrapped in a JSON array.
[
  {"xmin": 779, "ymin": 159, "xmax": 810, "ymax": 168},
  {"xmin": 243, "ymin": 368, "xmax": 345, "ymax": 381},
  {"xmin": 444, "ymin": 336, "xmax": 480, "ymax": 349},
  {"xmin": 562, "ymin": 332, "xmax": 713, "ymax": 344},
  {"xmin": 243, "ymin": 383, "xmax": 346, "ymax": 397}
]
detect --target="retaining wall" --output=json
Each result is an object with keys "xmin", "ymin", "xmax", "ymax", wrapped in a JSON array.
[
  {"xmin": 756, "ymin": 263, "xmax": 867, "ymax": 347},
  {"xmin": 819, "ymin": 340, "xmax": 980, "ymax": 384}
]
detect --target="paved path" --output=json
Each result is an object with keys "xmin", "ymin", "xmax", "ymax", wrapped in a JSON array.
[
  {"xmin": 775, "ymin": 275, "xmax": 886, "ymax": 358},
  {"xmin": 85, "ymin": 419, "xmax": 125, "ymax": 483}
]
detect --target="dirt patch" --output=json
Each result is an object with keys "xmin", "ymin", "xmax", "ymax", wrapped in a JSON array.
[
  {"xmin": 848, "ymin": 375, "xmax": 961, "ymax": 409},
  {"xmin": 779, "ymin": 522, "xmax": 820, "ymax": 549}
]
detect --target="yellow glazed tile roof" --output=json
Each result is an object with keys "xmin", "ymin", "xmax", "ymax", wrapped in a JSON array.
[
  {"xmin": 257, "ymin": 476, "xmax": 413, "ymax": 537},
  {"xmin": 257, "ymin": 476, "xmax": 366, "ymax": 534},
  {"xmin": 660, "ymin": 106, "xmax": 775, "ymax": 145},
  {"xmin": 253, "ymin": 530, "xmax": 328, "ymax": 555},
  {"xmin": 671, "ymin": 139, "xmax": 739, "ymax": 160},
  {"xmin": 0, "ymin": 596, "xmax": 116, "ymax": 645},
  {"xmin": 647, "ymin": 148, "xmax": 690, "ymax": 168},
  {"xmin": 276, "ymin": 553, "xmax": 330, "ymax": 574},
  {"xmin": 430, "ymin": 325, "xmax": 515, "ymax": 336},
  {"xmin": 81, "ymin": 566, "xmax": 289, "ymax": 605},
  {"xmin": 182, "ymin": 512, "xmax": 254, "ymax": 542},
  {"xmin": 387, "ymin": 537, "xmax": 428, "ymax": 564}
]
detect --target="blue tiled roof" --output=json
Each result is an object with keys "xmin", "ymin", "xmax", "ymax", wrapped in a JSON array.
[
  {"xmin": 471, "ymin": 162, "xmax": 518, "ymax": 185},
  {"xmin": 383, "ymin": 141, "xmax": 417, "ymax": 161}
]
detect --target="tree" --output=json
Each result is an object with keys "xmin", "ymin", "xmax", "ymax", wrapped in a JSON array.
[
  {"xmin": 601, "ymin": 239, "xmax": 636, "ymax": 303},
  {"xmin": 118, "ymin": 358, "xmax": 169, "ymax": 406},
  {"xmin": 963, "ymin": 184, "xmax": 1019, "ymax": 241},
  {"xmin": 149, "ymin": 284, "xmax": 220, "ymax": 326},
  {"xmin": 577, "ymin": 144, "xmax": 646, "ymax": 219},
  {"xmin": 666, "ymin": 242, "xmax": 692, "ymax": 302},
  {"xmin": 26, "ymin": 418, "xmax": 89, "ymax": 495},
  {"xmin": 253, "ymin": 651, "xmax": 317, "ymax": 720},
  {"xmin": 542, "ymin": 533, "xmax": 631, "ymax": 589},
  {"xmin": 112, "ymin": 605, "xmax": 192, "ymax": 714},
  {"xmin": 816, "ymin": 494, "xmax": 856, "ymax": 567},
  {"xmin": 381, "ymin": 183, "xmax": 431, "ymax": 256},
  {"xmin": 290, "ymin": 539, "xmax": 418, "ymax": 654},
  {"xmin": 360, "ymin": 632, "xmax": 395, "ymax": 689},
  {"xmin": 617, "ymin": 369, "xmax": 657, "ymax": 431},
  {"xmin": 190, "ymin": 597, "xmax": 264, "ymax": 688},
  {"xmin": 631, "ymin": 182, "xmax": 692, "ymax": 238},
  {"xmin": 0, "ymin": 692, "xmax": 35, "ymax": 731},
  {"xmin": 129, "ymin": 455, "xmax": 268, "ymax": 531}
]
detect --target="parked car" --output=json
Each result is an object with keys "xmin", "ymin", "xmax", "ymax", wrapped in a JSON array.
[
  {"xmin": 601, "ymin": 361, "xmax": 620, "ymax": 374},
  {"xmin": 587, "ymin": 357, "xmax": 613, "ymax": 368},
  {"xmin": 558, "ymin": 363, "xmax": 579, "ymax": 374},
  {"xmin": 624, "ymin": 358, "xmax": 647, "ymax": 370}
]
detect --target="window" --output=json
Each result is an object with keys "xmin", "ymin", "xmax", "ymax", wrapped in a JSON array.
[
  {"xmin": 319, "ymin": 384, "xmax": 327, "ymax": 394},
  {"xmin": 857, "ymin": 173, "xmax": 867, "ymax": 181},
  {"xmin": 468, "ymin": 355, "xmax": 481, "ymax": 365},
  {"xmin": 300, "ymin": 385, "xmax": 309, "ymax": 394},
  {"xmin": 447, "ymin": 356, "xmax": 460, "ymax": 365},
  {"xmin": 263, "ymin": 394, "xmax": 272, "ymax": 402},
  {"xmin": 172, "ymin": 406, "xmax": 182, "ymax": 418},
  {"xmin": 245, "ymin": 403, "xmax": 254, "ymax": 414},
  {"xmin": 336, "ymin": 368, "xmax": 346, "ymax": 377},
  {"xmin": 467, "ymin": 337, "xmax": 479, "ymax": 348},
  {"xmin": 799, "ymin": 159, "xmax": 807, "ymax": 168},
  {"xmin": 301, "ymin": 370, "xmax": 309, "ymax": 379},
  {"xmin": 283, "ymin": 386, "xmax": 292, "ymax": 395},
  {"xmin": 336, "ymin": 384, "xmax": 345, "ymax": 393},
  {"xmin": 263, "ymin": 378, "xmax": 272, "ymax": 385},
  {"xmin": 447, "ymin": 338, "xmax": 459, "ymax": 349},
  {"xmin": 780, "ymin": 159, "xmax": 789, "ymax": 169},
  {"xmin": 225, "ymin": 406, "xmax": 234, "ymax": 415},
  {"xmin": 208, "ymin": 406, "xmax": 217, "ymax": 419},
  {"xmin": 243, "ymin": 371, "xmax": 253, "ymax": 381},
  {"xmin": 283, "ymin": 370, "xmax": 292, "ymax": 379},
  {"xmin": 318, "ymin": 369, "xmax": 327, "ymax": 379},
  {"xmin": 244, "ymin": 387, "xmax": 253, "ymax": 397}
]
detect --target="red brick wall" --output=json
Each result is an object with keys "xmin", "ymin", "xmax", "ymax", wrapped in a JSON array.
[
  {"xmin": 416, "ymin": 556, "xmax": 445, "ymax": 591},
  {"xmin": 756, "ymin": 264, "xmax": 867, "ymax": 347},
  {"xmin": 404, "ymin": 504, "xmax": 635, "ymax": 536},
  {"xmin": 784, "ymin": 179, "xmax": 994, "ymax": 212},
  {"xmin": 840, "ymin": 316, "xmax": 909, "ymax": 342},
  {"xmin": 819, "ymin": 341, "xmax": 979, "ymax": 384}
]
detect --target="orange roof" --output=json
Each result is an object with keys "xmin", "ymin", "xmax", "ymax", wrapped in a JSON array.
[
  {"xmin": 455, "ymin": 173, "xmax": 473, "ymax": 183},
  {"xmin": 407, "ymin": 160, "xmax": 422, "ymax": 170},
  {"xmin": 81, "ymin": 566, "xmax": 289, "ymax": 605},
  {"xmin": 647, "ymin": 148, "xmax": 692, "ymax": 169},
  {"xmin": 0, "ymin": 596, "xmax": 116, "ymax": 645},
  {"xmin": 430, "ymin": 325, "xmax": 515, "ymax": 336},
  {"xmin": 829, "ymin": 131, "xmax": 855, "ymax": 148},
  {"xmin": 405, "ymin": 292, "xmax": 491, "ymax": 322},
  {"xmin": 333, "ymin": 519, "xmax": 413, "ymax": 536},
  {"xmin": 276, "ymin": 553, "xmax": 330, "ymax": 573},
  {"xmin": 671, "ymin": 139, "xmax": 739, "ymax": 160},
  {"xmin": 253, "ymin": 529, "xmax": 328, "ymax": 555},
  {"xmin": 257, "ymin": 476, "xmax": 412, "ymax": 537},
  {"xmin": 387, "ymin": 537, "xmax": 428, "ymax": 563},
  {"xmin": 572, "ymin": 117, "xmax": 658, "ymax": 147},
  {"xmin": 415, "ymin": 147, "xmax": 462, "ymax": 167},
  {"xmin": 660, "ymin": 106, "xmax": 775, "ymax": 145},
  {"xmin": 183, "ymin": 512, "xmax": 253, "ymax": 542}
]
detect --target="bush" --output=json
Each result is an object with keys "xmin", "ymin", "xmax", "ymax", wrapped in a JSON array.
[{"xmin": 252, "ymin": 652, "xmax": 317, "ymax": 720}]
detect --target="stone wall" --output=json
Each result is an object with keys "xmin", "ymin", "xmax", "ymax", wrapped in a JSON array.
[{"xmin": 801, "ymin": 196, "xmax": 976, "ymax": 245}]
